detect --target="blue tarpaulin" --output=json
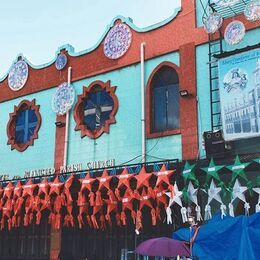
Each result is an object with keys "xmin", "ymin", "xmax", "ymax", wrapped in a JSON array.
[{"xmin": 173, "ymin": 213, "xmax": 260, "ymax": 260}]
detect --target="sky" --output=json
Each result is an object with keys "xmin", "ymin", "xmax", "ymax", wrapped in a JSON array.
[{"xmin": 0, "ymin": 0, "xmax": 181, "ymax": 78}]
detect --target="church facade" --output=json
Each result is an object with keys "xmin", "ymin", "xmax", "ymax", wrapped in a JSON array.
[{"xmin": 0, "ymin": 0, "xmax": 259, "ymax": 259}]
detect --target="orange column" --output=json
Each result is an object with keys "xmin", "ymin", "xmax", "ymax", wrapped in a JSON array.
[
  {"xmin": 50, "ymin": 114, "xmax": 66, "ymax": 259},
  {"xmin": 179, "ymin": 42, "xmax": 198, "ymax": 160}
]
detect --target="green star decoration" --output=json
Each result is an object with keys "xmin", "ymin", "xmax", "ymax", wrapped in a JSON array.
[
  {"xmin": 182, "ymin": 161, "xmax": 198, "ymax": 186},
  {"xmin": 227, "ymin": 155, "xmax": 250, "ymax": 186},
  {"xmin": 201, "ymin": 158, "xmax": 225, "ymax": 186},
  {"xmin": 253, "ymin": 158, "xmax": 260, "ymax": 165}
]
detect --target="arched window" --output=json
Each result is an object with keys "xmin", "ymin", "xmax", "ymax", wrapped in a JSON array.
[{"xmin": 146, "ymin": 62, "xmax": 180, "ymax": 137}]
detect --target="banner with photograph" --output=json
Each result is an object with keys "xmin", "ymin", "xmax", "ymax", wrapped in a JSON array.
[{"xmin": 218, "ymin": 48, "xmax": 260, "ymax": 141}]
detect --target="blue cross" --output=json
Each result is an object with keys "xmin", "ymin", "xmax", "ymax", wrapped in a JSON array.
[{"xmin": 15, "ymin": 110, "xmax": 38, "ymax": 144}]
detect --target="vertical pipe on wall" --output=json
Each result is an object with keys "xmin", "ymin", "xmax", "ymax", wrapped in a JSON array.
[
  {"xmin": 63, "ymin": 67, "xmax": 72, "ymax": 167},
  {"xmin": 141, "ymin": 42, "xmax": 146, "ymax": 163}
]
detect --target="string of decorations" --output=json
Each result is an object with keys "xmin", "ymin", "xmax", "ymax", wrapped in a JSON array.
[
  {"xmin": 203, "ymin": 0, "xmax": 260, "ymax": 45},
  {"xmin": 0, "ymin": 157, "xmax": 259, "ymax": 232}
]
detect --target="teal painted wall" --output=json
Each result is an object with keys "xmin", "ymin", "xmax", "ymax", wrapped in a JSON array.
[
  {"xmin": 67, "ymin": 51, "xmax": 181, "ymax": 167},
  {"xmin": 0, "ymin": 89, "xmax": 56, "ymax": 178},
  {"xmin": 195, "ymin": 0, "xmax": 207, "ymax": 28},
  {"xmin": 196, "ymin": 28, "xmax": 260, "ymax": 158}
]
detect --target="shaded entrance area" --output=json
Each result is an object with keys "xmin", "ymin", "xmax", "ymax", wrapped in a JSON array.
[
  {"xmin": 0, "ymin": 216, "xmax": 50, "ymax": 260},
  {"xmin": 60, "ymin": 211, "xmax": 172, "ymax": 260}
]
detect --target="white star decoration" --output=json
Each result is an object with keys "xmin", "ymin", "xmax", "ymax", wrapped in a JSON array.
[
  {"xmin": 231, "ymin": 179, "xmax": 247, "ymax": 203},
  {"xmin": 187, "ymin": 181, "xmax": 198, "ymax": 205},
  {"xmin": 253, "ymin": 187, "xmax": 260, "ymax": 204},
  {"xmin": 166, "ymin": 182, "xmax": 183, "ymax": 208},
  {"xmin": 207, "ymin": 179, "xmax": 222, "ymax": 205}
]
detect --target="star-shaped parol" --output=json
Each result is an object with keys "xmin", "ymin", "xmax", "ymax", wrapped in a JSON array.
[
  {"xmin": 227, "ymin": 155, "xmax": 250, "ymax": 185},
  {"xmin": 201, "ymin": 158, "xmax": 224, "ymax": 185},
  {"xmin": 135, "ymin": 166, "xmax": 153, "ymax": 190},
  {"xmin": 253, "ymin": 187, "xmax": 260, "ymax": 204},
  {"xmin": 166, "ymin": 182, "xmax": 183, "ymax": 208},
  {"xmin": 3, "ymin": 181, "xmax": 14, "ymax": 199},
  {"xmin": 80, "ymin": 172, "xmax": 95, "ymax": 192},
  {"xmin": 206, "ymin": 179, "xmax": 223, "ymax": 205},
  {"xmin": 97, "ymin": 169, "xmax": 112, "ymax": 190},
  {"xmin": 38, "ymin": 177, "xmax": 50, "ymax": 196},
  {"xmin": 231, "ymin": 179, "xmax": 247, "ymax": 203},
  {"xmin": 153, "ymin": 186, "xmax": 167, "ymax": 207},
  {"xmin": 253, "ymin": 158, "xmax": 260, "ymax": 165},
  {"xmin": 187, "ymin": 181, "xmax": 199, "ymax": 205},
  {"xmin": 64, "ymin": 175, "xmax": 74, "ymax": 190},
  {"xmin": 22, "ymin": 179, "xmax": 36, "ymax": 197},
  {"xmin": 182, "ymin": 161, "xmax": 198, "ymax": 186},
  {"xmin": 155, "ymin": 164, "xmax": 175, "ymax": 187},
  {"xmin": 13, "ymin": 180, "xmax": 23, "ymax": 198},
  {"xmin": 121, "ymin": 189, "xmax": 135, "ymax": 211},
  {"xmin": 116, "ymin": 168, "xmax": 134, "ymax": 190},
  {"xmin": 49, "ymin": 176, "xmax": 64, "ymax": 195},
  {"xmin": 135, "ymin": 188, "xmax": 153, "ymax": 210},
  {"xmin": 0, "ymin": 185, "xmax": 3, "ymax": 198}
]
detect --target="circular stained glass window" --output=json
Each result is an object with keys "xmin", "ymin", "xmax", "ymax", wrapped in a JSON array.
[
  {"xmin": 55, "ymin": 53, "xmax": 67, "ymax": 70},
  {"xmin": 7, "ymin": 99, "xmax": 41, "ymax": 152},
  {"xmin": 244, "ymin": 0, "xmax": 260, "ymax": 21},
  {"xmin": 8, "ymin": 60, "xmax": 29, "ymax": 91},
  {"xmin": 204, "ymin": 12, "xmax": 223, "ymax": 34},
  {"xmin": 224, "ymin": 21, "xmax": 245, "ymax": 45},
  {"xmin": 104, "ymin": 23, "xmax": 132, "ymax": 59},
  {"xmin": 52, "ymin": 82, "xmax": 75, "ymax": 115},
  {"xmin": 74, "ymin": 80, "xmax": 118, "ymax": 139}
]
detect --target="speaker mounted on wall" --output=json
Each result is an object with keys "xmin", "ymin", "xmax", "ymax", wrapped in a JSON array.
[{"xmin": 203, "ymin": 130, "xmax": 229, "ymax": 159}]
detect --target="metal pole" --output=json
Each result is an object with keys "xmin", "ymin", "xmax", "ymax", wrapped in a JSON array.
[
  {"xmin": 63, "ymin": 67, "xmax": 72, "ymax": 167},
  {"xmin": 140, "ymin": 42, "xmax": 146, "ymax": 163}
]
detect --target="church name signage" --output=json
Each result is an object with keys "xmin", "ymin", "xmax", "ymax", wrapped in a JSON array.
[{"xmin": 0, "ymin": 159, "xmax": 115, "ymax": 180}]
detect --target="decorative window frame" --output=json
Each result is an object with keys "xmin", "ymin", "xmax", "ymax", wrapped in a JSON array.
[
  {"xmin": 6, "ymin": 99, "xmax": 42, "ymax": 152},
  {"xmin": 146, "ymin": 61, "xmax": 181, "ymax": 138},
  {"xmin": 73, "ymin": 80, "xmax": 119, "ymax": 139}
]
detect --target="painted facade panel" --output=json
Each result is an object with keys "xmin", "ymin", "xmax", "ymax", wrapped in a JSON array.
[
  {"xmin": 196, "ymin": 29, "xmax": 260, "ymax": 158},
  {"xmin": 0, "ymin": 89, "xmax": 56, "ymax": 177},
  {"xmin": 67, "ymin": 52, "xmax": 180, "ymax": 167}
]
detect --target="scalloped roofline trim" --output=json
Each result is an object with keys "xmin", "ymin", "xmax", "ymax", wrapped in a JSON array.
[{"xmin": 0, "ymin": 6, "xmax": 181, "ymax": 82}]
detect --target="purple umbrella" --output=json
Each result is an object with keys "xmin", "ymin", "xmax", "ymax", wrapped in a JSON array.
[{"xmin": 135, "ymin": 237, "xmax": 190, "ymax": 257}]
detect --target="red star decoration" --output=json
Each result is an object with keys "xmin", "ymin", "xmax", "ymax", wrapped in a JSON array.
[
  {"xmin": 105, "ymin": 199, "xmax": 117, "ymax": 215},
  {"xmin": 135, "ymin": 166, "xmax": 153, "ymax": 190},
  {"xmin": 49, "ymin": 176, "xmax": 64, "ymax": 195},
  {"xmin": 116, "ymin": 168, "xmax": 134, "ymax": 190},
  {"xmin": 155, "ymin": 164, "xmax": 175, "ymax": 187},
  {"xmin": 93, "ymin": 205, "xmax": 102, "ymax": 215},
  {"xmin": 64, "ymin": 175, "xmax": 74, "ymax": 190},
  {"xmin": 38, "ymin": 177, "xmax": 50, "ymax": 196},
  {"xmin": 80, "ymin": 172, "xmax": 95, "ymax": 192},
  {"xmin": 13, "ymin": 180, "xmax": 23, "ymax": 198},
  {"xmin": 97, "ymin": 169, "xmax": 112, "ymax": 190},
  {"xmin": 105, "ymin": 190, "xmax": 118, "ymax": 215},
  {"xmin": 154, "ymin": 186, "xmax": 167, "ymax": 208},
  {"xmin": 3, "ymin": 181, "xmax": 14, "ymax": 199},
  {"xmin": 121, "ymin": 189, "xmax": 134, "ymax": 211},
  {"xmin": 135, "ymin": 188, "xmax": 153, "ymax": 210},
  {"xmin": 0, "ymin": 185, "xmax": 3, "ymax": 198},
  {"xmin": 40, "ymin": 194, "xmax": 52, "ymax": 211},
  {"xmin": 22, "ymin": 179, "xmax": 36, "ymax": 197}
]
